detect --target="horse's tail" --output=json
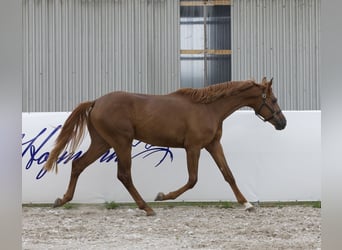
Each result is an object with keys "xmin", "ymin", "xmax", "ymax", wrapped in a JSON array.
[{"xmin": 44, "ymin": 101, "xmax": 95, "ymax": 174}]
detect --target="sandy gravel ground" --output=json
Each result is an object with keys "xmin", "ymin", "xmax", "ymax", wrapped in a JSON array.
[{"xmin": 22, "ymin": 205, "xmax": 321, "ymax": 250}]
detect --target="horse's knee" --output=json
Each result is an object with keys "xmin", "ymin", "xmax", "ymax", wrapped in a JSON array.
[
  {"xmin": 117, "ymin": 171, "xmax": 126, "ymax": 183},
  {"xmin": 117, "ymin": 171, "xmax": 132, "ymax": 186}
]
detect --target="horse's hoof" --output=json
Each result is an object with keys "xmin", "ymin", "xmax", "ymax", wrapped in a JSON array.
[
  {"xmin": 154, "ymin": 192, "xmax": 165, "ymax": 201},
  {"xmin": 146, "ymin": 210, "xmax": 156, "ymax": 216},
  {"xmin": 245, "ymin": 206, "xmax": 256, "ymax": 212},
  {"xmin": 244, "ymin": 202, "xmax": 256, "ymax": 212},
  {"xmin": 53, "ymin": 198, "xmax": 63, "ymax": 208}
]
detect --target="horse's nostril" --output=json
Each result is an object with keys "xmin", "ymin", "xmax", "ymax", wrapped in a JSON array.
[{"xmin": 277, "ymin": 119, "xmax": 286, "ymax": 130}]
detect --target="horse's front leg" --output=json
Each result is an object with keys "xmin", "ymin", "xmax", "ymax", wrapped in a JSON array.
[
  {"xmin": 155, "ymin": 147, "xmax": 200, "ymax": 201},
  {"xmin": 205, "ymin": 140, "xmax": 255, "ymax": 211},
  {"xmin": 115, "ymin": 143, "xmax": 156, "ymax": 216}
]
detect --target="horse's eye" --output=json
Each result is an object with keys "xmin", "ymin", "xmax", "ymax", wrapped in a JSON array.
[{"xmin": 272, "ymin": 98, "xmax": 278, "ymax": 104}]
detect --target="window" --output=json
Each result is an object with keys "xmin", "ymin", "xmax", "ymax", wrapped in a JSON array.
[{"xmin": 180, "ymin": 0, "xmax": 231, "ymax": 88}]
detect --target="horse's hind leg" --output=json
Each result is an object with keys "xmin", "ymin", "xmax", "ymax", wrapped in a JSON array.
[
  {"xmin": 205, "ymin": 140, "xmax": 254, "ymax": 211},
  {"xmin": 53, "ymin": 128, "xmax": 109, "ymax": 207}
]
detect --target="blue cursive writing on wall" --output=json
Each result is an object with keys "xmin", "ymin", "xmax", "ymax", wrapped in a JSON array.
[{"xmin": 22, "ymin": 125, "xmax": 173, "ymax": 180}]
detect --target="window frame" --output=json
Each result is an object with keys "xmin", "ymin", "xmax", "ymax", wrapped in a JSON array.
[{"xmin": 180, "ymin": 0, "xmax": 232, "ymax": 87}]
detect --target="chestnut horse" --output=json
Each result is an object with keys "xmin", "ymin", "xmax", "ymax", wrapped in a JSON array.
[{"xmin": 44, "ymin": 77, "xmax": 286, "ymax": 215}]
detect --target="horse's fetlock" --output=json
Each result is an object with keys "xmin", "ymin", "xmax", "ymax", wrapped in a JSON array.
[
  {"xmin": 63, "ymin": 194, "xmax": 73, "ymax": 203},
  {"xmin": 136, "ymin": 201, "xmax": 147, "ymax": 210}
]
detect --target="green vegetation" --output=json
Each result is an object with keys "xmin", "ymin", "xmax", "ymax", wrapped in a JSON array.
[
  {"xmin": 63, "ymin": 203, "xmax": 74, "ymax": 209},
  {"xmin": 220, "ymin": 201, "xmax": 233, "ymax": 209},
  {"xmin": 104, "ymin": 201, "xmax": 119, "ymax": 210},
  {"xmin": 22, "ymin": 200, "xmax": 321, "ymax": 209},
  {"xmin": 257, "ymin": 201, "xmax": 321, "ymax": 208},
  {"xmin": 311, "ymin": 201, "xmax": 321, "ymax": 208}
]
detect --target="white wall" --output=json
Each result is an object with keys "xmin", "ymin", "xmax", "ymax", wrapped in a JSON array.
[{"xmin": 22, "ymin": 111, "xmax": 321, "ymax": 203}]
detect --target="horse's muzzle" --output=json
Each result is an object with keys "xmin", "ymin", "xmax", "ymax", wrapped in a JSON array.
[{"xmin": 275, "ymin": 118, "xmax": 286, "ymax": 130}]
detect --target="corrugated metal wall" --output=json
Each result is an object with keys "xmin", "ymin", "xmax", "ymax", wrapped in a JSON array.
[
  {"xmin": 232, "ymin": 0, "xmax": 320, "ymax": 110},
  {"xmin": 22, "ymin": 0, "xmax": 180, "ymax": 112},
  {"xmin": 23, "ymin": 0, "xmax": 320, "ymax": 112}
]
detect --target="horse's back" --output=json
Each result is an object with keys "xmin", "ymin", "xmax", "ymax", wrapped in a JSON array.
[{"xmin": 93, "ymin": 91, "xmax": 193, "ymax": 116}]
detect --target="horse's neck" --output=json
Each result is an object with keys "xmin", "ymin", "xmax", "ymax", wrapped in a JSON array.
[{"xmin": 208, "ymin": 88, "xmax": 255, "ymax": 122}]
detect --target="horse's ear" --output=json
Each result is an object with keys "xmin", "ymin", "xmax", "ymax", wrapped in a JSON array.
[
  {"xmin": 269, "ymin": 77, "xmax": 273, "ymax": 87},
  {"xmin": 266, "ymin": 78, "xmax": 273, "ymax": 95},
  {"xmin": 261, "ymin": 76, "xmax": 267, "ymax": 84}
]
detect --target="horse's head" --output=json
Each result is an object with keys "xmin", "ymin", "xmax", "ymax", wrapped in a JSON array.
[{"xmin": 252, "ymin": 77, "xmax": 286, "ymax": 130}]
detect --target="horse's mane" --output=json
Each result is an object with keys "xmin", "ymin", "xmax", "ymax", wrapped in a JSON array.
[{"xmin": 175, "ymin": 80, "xmax": 256, "ymax": 104}]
